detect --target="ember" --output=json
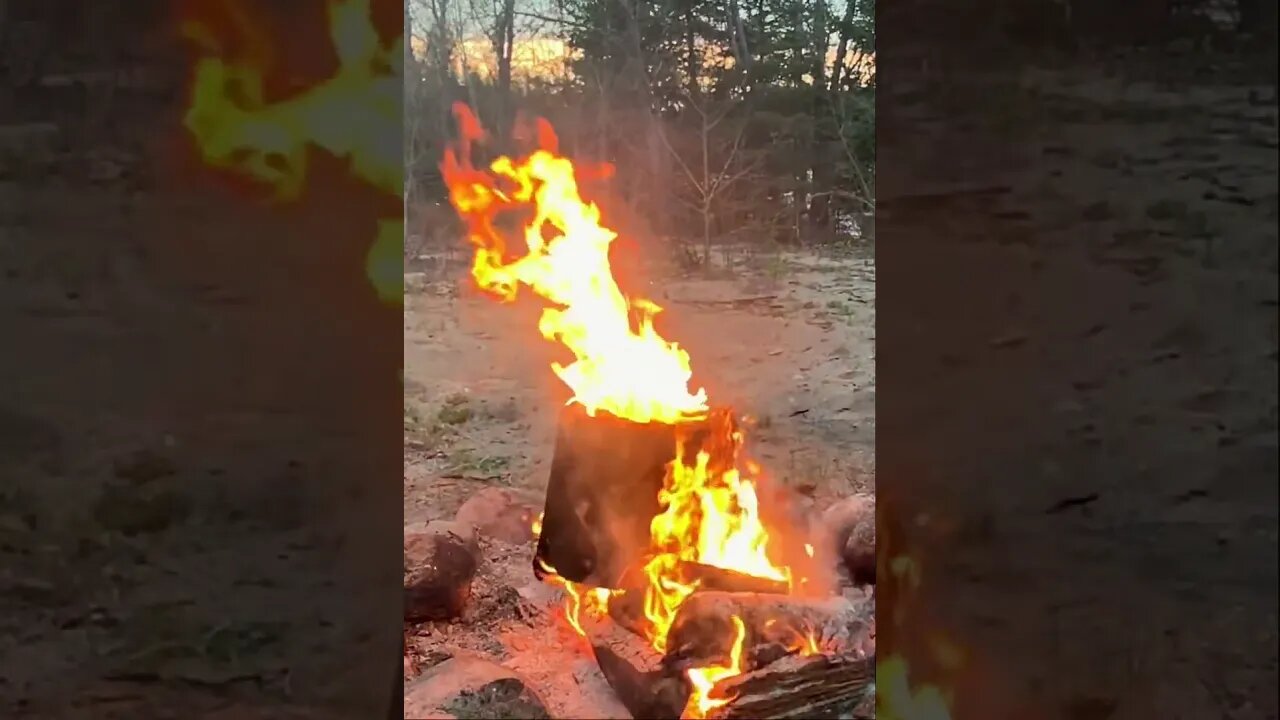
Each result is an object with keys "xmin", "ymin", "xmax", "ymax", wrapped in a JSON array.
[{"xmin": 440, "ymin": 103, "xmax": 873, "ymax": 718}]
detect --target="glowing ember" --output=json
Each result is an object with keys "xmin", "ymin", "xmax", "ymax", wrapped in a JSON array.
[{"xmin": 441, "ymin": 103, "xmax": 797, "ymax": 715}]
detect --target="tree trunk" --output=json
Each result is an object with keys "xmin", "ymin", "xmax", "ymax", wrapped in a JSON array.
[
  {"xmin": 811, "ymin": 0, "xmax": 827, "ymax": 89},
  {"xmin": 492, "ymin": 0, "xmax": 516, "ymax": 139},
  {"xmin": 829, "ymin": 1, "xmax": 855, "ymax": 91}
]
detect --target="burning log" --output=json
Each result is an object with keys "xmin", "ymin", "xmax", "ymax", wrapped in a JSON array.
[
  {"xmin": 664, "ymin": 591, "xmax": 872, "ymax": 671},
  {"xmin": 533, "ymin": 405, "xmax": 720, "ymax": 587},
  {"xmin": 533, "ymin": 405, "xmax": 676, "ymax": 585},
  {"xmin": 705, "ymin": 653, "xmax": 875, "ymax": 720},
  {"xmin": 606, "ymin": 563, "xmax": 791, "ymax": 638},
  {"xmin": 586, "ymin": 616, "xmax": 688, "ymax": 720},
  {"xmin": 675, "ymin": 562, "xmax": 792, "ymax": 595}
]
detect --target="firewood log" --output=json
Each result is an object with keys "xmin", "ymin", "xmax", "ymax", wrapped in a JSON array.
[
  {"xmin": 586, "ymin": 609, "xmax": 663, "ymax": 675},
  {"xmin": 606, "ymin": 562, "xmax": 791, "ymax": 639},
  {"xmin": 664, "ymin": 591, "xmax": 872, "ymax": 671},
  {"xmin": 533, "ymin": 405, "xmax": 681, "ymax": 586},
  {"xmin": 706, "ymin": 653, "xmax": 875, "ymax": 720},
  {"xmin": 585, "ymin": 617, "xmax": 687, "ymax": 720},
  {"xmin": 533, "ymin": 408, "xmax": 738, "ymax": 588}
]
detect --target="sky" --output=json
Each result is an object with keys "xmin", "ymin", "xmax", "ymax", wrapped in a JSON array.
[{"xmin": 407, "ymin": 0, "xmax": 870, "ymax": 84}]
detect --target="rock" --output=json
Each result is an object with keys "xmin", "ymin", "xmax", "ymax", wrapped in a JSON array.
[
  {"xmin": 816, "ymin": 493, "xmax": 873, "ymax": 550},
  {"xmin": 405, "ymin": 521, "xmax": 480, "ymax": 621},
  {"xmin": 842, "ymin": 514, "xmax": 876, "ymax": 585},
  {"xmin": 403, "ymin": 655, "xmax": 550, "ymax": 720},
  {"xmin": 454, "ymin": 487, "xmax": 539, "ymax": 544},
  {"xmin": 815, "ymin": 493, "xmax": 875, "ymax": 585}
]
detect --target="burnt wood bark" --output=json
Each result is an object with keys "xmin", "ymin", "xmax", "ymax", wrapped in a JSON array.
[
  {"xmin": 587, "ymin": 617, "xmax": 688, "ymax": 720},
  {"xmin": 607, "ymin": 563, "xmax": 791, "ymax": 638},
  {"xmin": 706, "ymin": 653, "xmax": 875, "ymax": 720},
  {"xmin": 534, "ymin": 406, "xmax": 721, "ymax": 587},
  {"xmin": 664, "ymin": 591, "xmax": 870, "ymax": 671},
  {"xmin": 534, "ymin": 405, "xmax": 676, "ymax": 585}
]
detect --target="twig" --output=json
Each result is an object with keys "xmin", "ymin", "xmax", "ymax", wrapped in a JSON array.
[{"xmin": 670, "ymin": 294, "xmax": 778, "ymax": 306}]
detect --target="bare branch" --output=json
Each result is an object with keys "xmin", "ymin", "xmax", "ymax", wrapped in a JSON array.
[
  {"xmin": 654, "ymin": 121, "xmax": 705, "ymax": 198},
  {"xmin": 708, "ymin": 123, "xmax": 751, "ymax": 195}
]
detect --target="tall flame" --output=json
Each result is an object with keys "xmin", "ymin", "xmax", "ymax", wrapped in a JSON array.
[
  {"xmin": 642, "ymin": 414, "xmax": 791, "ymax": 654},
  {"xmin": 441, "ymin": 104, "xmax": 706, "ymax": 424},
  {"xmin": 442, "ymin": 103, "xmax": 799, "ymax": 716}
]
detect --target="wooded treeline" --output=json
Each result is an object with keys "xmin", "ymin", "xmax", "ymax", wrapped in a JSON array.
[{"xmin": 405, "ymin": 0, "xmax": 876, "ymax": 267}]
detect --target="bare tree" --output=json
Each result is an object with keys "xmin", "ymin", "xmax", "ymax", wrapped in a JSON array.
[{"xmin": 657, "ymin": 93, "xmax": 760, "ymax": 267}]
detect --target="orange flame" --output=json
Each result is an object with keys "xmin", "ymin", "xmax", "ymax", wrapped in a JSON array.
[
  {"xmin": 641, "ymin": 416, "xmax": 791, "ymax": 654},
  {"xmin": 442, "ymin": 104, "xmax": 797, "ymax": 714},
  {"xmin": 441, "ymin": 103, "xmax": 707, "ymax": 424},
  {"xmin": 536, "ymin": 557, "xmax": 612, "ymax": 638},
  {"xmin": 684, "ymin": 615, "xmax": 748, "ymax": 718}
]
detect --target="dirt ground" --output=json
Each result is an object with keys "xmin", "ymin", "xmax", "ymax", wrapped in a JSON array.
[
  {"xmin": 403, "ymin": 247, "xmax": 876, "ymax": 527},
  {"xmin": 402, "ymin": 246, "xmax": 876, "ymax": 716}
]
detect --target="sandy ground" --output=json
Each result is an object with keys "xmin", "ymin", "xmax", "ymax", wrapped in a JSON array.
[
  {"xmin": 402, "ymin": 246, "xmax": 876, "ymax": 715},
  {"xmin": 403, "ymin": 248, "xmax": 876, "ymax": 527}
]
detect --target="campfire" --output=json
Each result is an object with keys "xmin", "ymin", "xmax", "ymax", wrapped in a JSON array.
[{"xmin": 436, "ymin": 102, "xmax": 875, "ymax": 720}]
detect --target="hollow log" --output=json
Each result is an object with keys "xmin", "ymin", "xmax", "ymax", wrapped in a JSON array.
[
  {"xmin": 664, "ymin": 591, "xmax": 872, "ymax": 671},
  {"xmin": 533, "ymin": 405, "xmax": 679, "ymax": 586},
  {"xmin": 706, "ymin": 653, "xmax": 875, "ymax": 720}
]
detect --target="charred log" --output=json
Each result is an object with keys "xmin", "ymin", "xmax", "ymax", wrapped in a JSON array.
[
  {"xmin": 664, "ymin": 591, "xmax": 871, "ymax": 672},
  {"xmin": 533, "ymin": 406, "xmax": 724, "ymax": 587},
  {"xmin": 533, "ymin": 405, "xmax": 676, "ymax": 586},
  {"xmin": 706, "ymin": 652, "xmax": 875, "ymax": 720},
  {"xmin": 607, "ymin": 562, "xmax": 792, "ymax": 638},
  {"xmin": 586, "ymin": 618, "xmax": 687, "ymax": 720},
  {"xmin": 678, "ymin": 562, "xmax": 792, "ymax": 595}
]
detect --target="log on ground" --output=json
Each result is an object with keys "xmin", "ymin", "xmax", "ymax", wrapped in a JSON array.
[
  {"xmin": 585, "ymin": 618, "xmax": 687, "ymax": 720},
  {"xmin": 606, "ymin": 563, "xmax": 791, "ymax": 638},
  {"xmin": 705, "ymin": 652, "xmax": 875, "ymax": 720},
  {"xmin": 664, "ymin": 591, "xmax": 872, "ymax": 670}
]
